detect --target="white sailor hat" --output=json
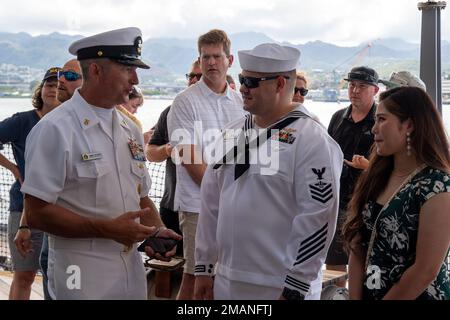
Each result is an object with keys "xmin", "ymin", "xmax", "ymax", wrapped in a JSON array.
[
  {"xmin": 379, "ymin": 71, "xmax": 426, "ymax": 91},
  {"xmin": 238, "ymin": 43, "xmax": 300, "ymax": 73},
  {"xmin": 68, "ymin": 27, "xmax": 150, "ymax": 69}
]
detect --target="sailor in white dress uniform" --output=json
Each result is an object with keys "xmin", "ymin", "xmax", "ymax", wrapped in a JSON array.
[
  {"xmin": 194, "ymin": 43, "xmax": 343, "ymax": 300},
  {"xmin": 21, "ymin": 27, "xmax": 181, "ymax": 300}
]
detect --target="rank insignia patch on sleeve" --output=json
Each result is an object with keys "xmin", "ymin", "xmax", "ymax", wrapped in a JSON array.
[{"xmin": 309, "ymin": 167, "xmax": 333, "ymax": 204}]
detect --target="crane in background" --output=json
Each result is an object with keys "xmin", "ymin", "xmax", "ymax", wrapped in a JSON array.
[{"xmin": 320, "ymin": 41, "xmax": 376, "ymax": 102}]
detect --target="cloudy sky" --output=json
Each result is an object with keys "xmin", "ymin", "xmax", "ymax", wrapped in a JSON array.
[{"xmin": 1, "ymin": 0, "xmax": 449, "ymax": 46}]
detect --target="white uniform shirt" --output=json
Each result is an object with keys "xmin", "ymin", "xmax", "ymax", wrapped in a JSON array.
[
  {"xmin": 21, "ymin": 90, "xmax": 151, "ymax": 300},
  {"xmin": 195, "ymin": 106, "xmax": 344, "ymax": 299},
  {"xmin": 167, "ymin": 78, "xmax": 245, "ymax": 213}
]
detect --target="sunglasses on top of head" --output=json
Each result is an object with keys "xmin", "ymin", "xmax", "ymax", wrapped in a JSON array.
[
  {"xmin": 238, "ymin": 74, "xmax": 290, "ymax": 89},
  {"xmin": 294, "ymin": 87, "xmax": 309, "ymax": 96},
  {"xmin": 57, "ymin": 70, "xmax": 82, "ymax": 82},
  {"xmin": 186, "ymin": 73, "xmax": 202, "ymax": 81}
]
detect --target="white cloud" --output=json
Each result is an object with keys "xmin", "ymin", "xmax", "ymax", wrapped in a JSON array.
[{"xmin": 0, "ymin": 0, "xmax": 448, "ymax": 45}]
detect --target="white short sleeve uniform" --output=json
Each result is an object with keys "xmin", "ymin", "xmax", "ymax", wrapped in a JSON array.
[
  {"xmin": 21, "ymin": 90, "xmax": 151, "ymax": 300},
  {"xmin": 195, "ymin": 106, "xmax": 344, "ymax": 299},
  {"xmin": 167, "ymin": 79, "xmax": 245, "ymax": 213}
]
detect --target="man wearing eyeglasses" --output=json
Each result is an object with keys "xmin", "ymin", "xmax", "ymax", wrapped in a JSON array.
[
  {"xmin": 167, "ymin": 29, "xmax": 244, "ymax": 300},
  {"xmin": 325, "ymin": 66, "xmax": 379, "ymax": 286},
  {"xmin": 21, "ymin": 27, "xmax": 181, "ymax": 300},
  {"xmin": 194, "ymin": 43, "xmax": 343, "ymax": 300}
]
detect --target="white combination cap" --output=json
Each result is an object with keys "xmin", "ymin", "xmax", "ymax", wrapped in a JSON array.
[
  {"xmin": 379, "ymin": 71, "xmax": 426, "ymax": 91},
  {"xmin": 68, "ymin": 27, "xmax": 150, "ymax": 69},
  {"xmin": 238, "ymin": 43, "xmax": 301, "ymax": 73}
]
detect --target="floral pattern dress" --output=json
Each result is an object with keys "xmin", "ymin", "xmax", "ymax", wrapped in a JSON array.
[{"xmin": 361, "ymin": 167, "xmax": 450, "ymax": 300}]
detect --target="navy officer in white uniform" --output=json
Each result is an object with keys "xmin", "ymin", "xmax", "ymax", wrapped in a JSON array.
[
  {"xmin": 21, "ymin": 27, "xmax": 181, "ymax": 300},
  {"xmin": 194, "ymin": 43, "xmax": 343, "ymax": 300}
]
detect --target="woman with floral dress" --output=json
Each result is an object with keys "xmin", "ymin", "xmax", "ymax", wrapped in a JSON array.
[{"xmin": 343, "ymin": 86, "xmax": 450, "ymax": 300}]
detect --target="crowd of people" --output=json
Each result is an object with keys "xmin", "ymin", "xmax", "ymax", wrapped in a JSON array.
[{"xmin": 0, "ymin": 26, "xmax": 448, "ymax": 300}]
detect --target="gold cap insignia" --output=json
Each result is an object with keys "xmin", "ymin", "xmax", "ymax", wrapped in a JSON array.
[
  {"xmin": 97, "ymin": 51, "xmax": 103, "ymax": 57},
  {"xmin": 135, "ymin": 37, "xmax": 143, "ymax": 55}
]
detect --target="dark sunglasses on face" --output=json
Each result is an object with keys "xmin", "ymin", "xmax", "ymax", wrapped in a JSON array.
[
  {"xmin": 186, "ymin": 73, "xmax": 202, "ymax": 81},
  {"xmin": 57, "ymin": 70, "xmax": 82, "ymax": 82},
  {"xmin": 294, "ymin": 87, "xmax": 309, "ymax": 96},
  {"xmin": 238, "ymin": 74, "xmax": 290, "ymax": 89}
]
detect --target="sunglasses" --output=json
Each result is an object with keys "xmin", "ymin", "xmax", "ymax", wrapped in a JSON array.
[
  {"xmin": 186, "ymin": 73, "xmax": 202, "ymax": 81},
  {"xmin": 57, "ymin": 70, "xmax": 82, "ymax": 82},
  {"xmin": 238, "ymin": 74, "xmax": 290, "ymax": 89},
  {"xmin": 294, "ymin": 87, "xmax": 309, "ymax": 96}
]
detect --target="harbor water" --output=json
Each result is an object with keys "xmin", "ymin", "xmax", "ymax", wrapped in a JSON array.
[{"xmin": 1, "ymin": 98, "xmax": 449, "ymax": 135}]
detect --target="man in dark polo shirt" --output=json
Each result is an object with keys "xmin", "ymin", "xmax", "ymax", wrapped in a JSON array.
[{"xmin": 326, "ymin": 66, "xmax": 379, "ymax": 285}]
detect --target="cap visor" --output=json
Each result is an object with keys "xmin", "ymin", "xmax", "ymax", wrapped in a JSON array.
[
  {"xmin": 44, "ymin": 76, "xmax": 58, "ymax": 81},
  {"xmin": 116, "ymin": 58, "xmax": 150, "ymax": 69},
  {"xmin": 379, "ymin": 80, "xmax": 400, "ymax": 89},
  {"xmin": 344, "ymin": 78, "xmax": 378, "ymax": 86}
]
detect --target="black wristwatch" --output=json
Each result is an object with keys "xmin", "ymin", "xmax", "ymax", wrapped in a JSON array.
[{"xmin": 282, "ymin": 287, "xmax": 305, "ymax": 300}]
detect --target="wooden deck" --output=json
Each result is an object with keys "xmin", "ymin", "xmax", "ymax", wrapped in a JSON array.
[{"xmin": 0, "ymin": 269, "xmax": 346, "ymax": 300}]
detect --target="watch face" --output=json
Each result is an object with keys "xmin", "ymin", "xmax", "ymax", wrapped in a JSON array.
[{"xmin": 282, "ymin": 287, "xmax": 305, "ymax": 300}]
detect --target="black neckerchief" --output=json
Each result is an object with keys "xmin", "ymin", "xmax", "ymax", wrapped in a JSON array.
[{"xmin": 213, "ymin": 110, "xmax": 310, "ymax": 180}]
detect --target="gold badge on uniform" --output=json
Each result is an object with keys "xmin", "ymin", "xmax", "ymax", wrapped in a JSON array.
[
  {"xmin": 83, "ymin": 119, "xmax": 90, "ymax": 126},
  {"xmin": 81, "ymin": 152, "xmax": 102, "ymax": 161}
]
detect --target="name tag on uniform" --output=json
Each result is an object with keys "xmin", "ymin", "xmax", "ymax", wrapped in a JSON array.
[
  {"xmin": 128, "ymin": 138, "xmax": 146, "ymax": 162},
  {"xmin": 82, "ymin": 152, "xmax": 103, "ymax": 161}
]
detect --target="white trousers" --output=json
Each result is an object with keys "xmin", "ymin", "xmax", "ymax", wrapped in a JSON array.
[{"xmin": 213, "ymin": 274, "xmax": 321, "ymax": 300}]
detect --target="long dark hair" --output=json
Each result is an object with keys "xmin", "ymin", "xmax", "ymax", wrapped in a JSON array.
[
  {"xmin": 342, "ymin": 86, "xmax": 450, "ymax": 251},
  {"xmin": 31, "ymin": 81, "xmax": 44, "ymax": 110}
]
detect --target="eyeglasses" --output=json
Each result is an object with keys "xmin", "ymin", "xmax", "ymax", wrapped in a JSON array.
[
  {"xmin": 238, "ymin": 74, "xmax": 290, "ymax": 89},
  {"xmin": 294, "ymin": 87, "xmax": 309, "ymax": 96},
  {"xmin": 57, "ymin": 70, "xmax": 82, "ymax": 82},
  {"xmin": 186, "ymin": 73, "xmax": 202, "ymax": 81}
]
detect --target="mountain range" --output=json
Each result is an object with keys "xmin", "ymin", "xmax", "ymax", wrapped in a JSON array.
[{"xmin": 1, "ymin": 31, "xmax": 449, "ymax": 82}]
